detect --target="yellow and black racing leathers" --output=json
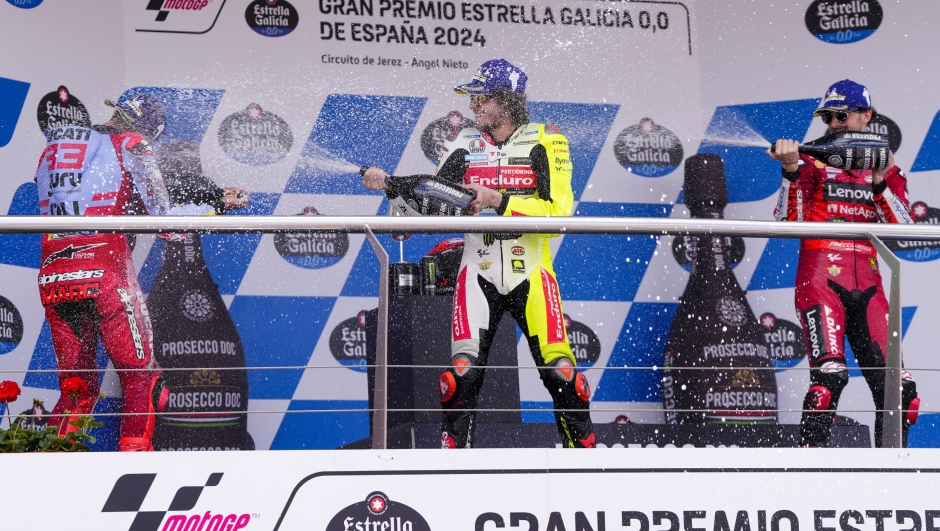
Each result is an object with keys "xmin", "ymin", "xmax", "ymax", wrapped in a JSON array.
[{"xmin": 434, "ymin": 123, "xmax": 595, "ymax": 448}]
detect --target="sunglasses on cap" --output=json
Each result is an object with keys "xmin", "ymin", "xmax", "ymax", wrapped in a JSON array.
[
  {"xmin": 470, "ymin": 94, "xmax": 494, "ymax": 105},
  {"xmin": 820, "ymin": 108, "xmax": 869, "ymax": 124}
]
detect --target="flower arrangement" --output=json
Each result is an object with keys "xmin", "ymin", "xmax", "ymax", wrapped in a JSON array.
[{"xmin": 0, "ymin": 379, "xmax": 101, "ymax": 452}]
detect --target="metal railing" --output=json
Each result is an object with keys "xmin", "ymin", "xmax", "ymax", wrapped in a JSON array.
[{"xmin": 4, "ymin": 214, "xmax": 940, "ymax": 448}]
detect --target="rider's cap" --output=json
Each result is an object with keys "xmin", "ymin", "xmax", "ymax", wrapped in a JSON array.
[
  {"xmin": 104, "ymin": 93, "xmax": 167, "ymax": 141},
  {"xmin": 813, "ymin": 79, "xmax": 872, "ymax": 116},
  {"xmin": 454, "ymin": 59, "xmax": 527, "ymax": 95}
]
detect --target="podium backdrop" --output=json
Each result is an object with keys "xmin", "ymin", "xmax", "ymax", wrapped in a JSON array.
[{"xmin": 2, "ymin": 0, "xmax": 940, "ymax": 449}]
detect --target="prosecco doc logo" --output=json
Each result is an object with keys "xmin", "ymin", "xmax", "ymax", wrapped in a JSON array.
[
  {"xmin": 613, "ymin": 118, "xmax": 683, "ymax": 177},
  {"xmin": 420, "ymin": 111, "xmax": 476, "ymax": 164},
  {"xmin": 218, "ymin": 103, "xmax": 293, "ymax": 165},
  {"xmin": 36, "ymin": 86, "xmax": 90, "ymax": 136},
  {"xmin": 805, "ymin": 0, "xmax": 883, "ymax": 44},
  {"xmin": 326, "ymin": 492, "xmax": 431, "ymax": 531}
]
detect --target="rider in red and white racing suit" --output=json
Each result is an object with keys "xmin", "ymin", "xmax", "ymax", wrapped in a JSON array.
[
  {"xmin": 34, "ymin": 95, "xmax": 173, "ymax": 451},
  {"xmin": 769, "ymin": 79, "xmax": 919, "ymax": 447},
  {"xmin": 364, "ymin": 59, "xmax": 595, "ymax": 449}
]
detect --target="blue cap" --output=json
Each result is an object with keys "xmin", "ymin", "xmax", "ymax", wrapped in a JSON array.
[
  {"xmin": 104, "ymin": 93, "xmax": 167, "ymax": 140},
  {"xmin": 813, "ymin": 79, "xmax": 872, "ymax": 116},
  {"xmin": 454, "ymin": 59, "xmax": 527, "ymax": 95}
]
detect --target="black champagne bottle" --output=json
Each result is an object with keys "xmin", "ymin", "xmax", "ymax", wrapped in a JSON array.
[
  {"xmin": 771, "ymin": 131, "xmax": 889, "ymax": 171},
  {"xmin": 662, "ymin": 153, "xmax": 778, "ymax": 424},
  {"xmin": 360, "ymin": 166, "xmax": 475, "ymax": 216},
  {"xmin": 149, "ymin": 233, "xmax": 254, "ymax": 450}
]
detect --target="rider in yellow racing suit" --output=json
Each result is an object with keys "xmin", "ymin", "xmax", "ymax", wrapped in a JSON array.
[{"xmin": 363, "ymin": 58, "xmax": 595, "ymax": 448}]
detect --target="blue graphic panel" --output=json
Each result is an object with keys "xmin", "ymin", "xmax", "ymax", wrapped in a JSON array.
[
  {"xmin": 270, "ymin": 400, "xmax": 369, "ymax": 449},
  {"xmin": 6, "ymin": 0, "xmax": 44, "ymax": 8},
  {"xmin": 554, "ymin": 202, "xmax": 671, "ymax": 302},
  {"xmin": 285, "ymin": 94, "xmax": 427, "ymax": 195},
  {"xmin": 696, "ymin": 99, "xmax": 819, "ymax": 203},
  {"xmin": 137, "ymin": 193, "xmax": 280, "ymax": 295},
  {"xmin": 119, "ymin": 87, "xmax": 225, "ymax": 144},
  {"xmin": 202, "ymin": 193, "xmax": 280, "ymax": 294},
  {"xmin": 812, "ymin": 30, "xmax": 875, "ymax": 45},
  {"xmin": 229, "ymin": 295, "xmax": 335, "ymax": 400},
  {"xmin": 0, "ymin": 76, "xmax": 29, "ymax": 147},
  {"xmin": 528, "ymin": 102, "xmax": 620, "ymax": 201},
  {"xmin": 747, "ymin": 239, "xmax": 800, "ymax": 290},
  {"xmin": 24, "ymin": 321, "xmax": 57, "ymax": 390},
  {"xmin": 912, "ymin": 109, "xmax": 940, "ymax": 172},
  {"xmin": 909, "ymin": 414, "xmax": 940, "ymax": 448},
  {"xmin": 520, "ymin": 401, "xmax": 555, "ymax": 423},
  {"xmin": 0, "ymin": 182, "xmax": 41, "ymax": 268},
  {"xmin": 594, "ymin": 302, "xmax": 679, "ymax": 402}
]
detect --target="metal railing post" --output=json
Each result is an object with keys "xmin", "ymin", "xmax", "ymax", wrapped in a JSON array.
[
  {"xmin": 365, "ymin": 226, "xmax": 389, "ymax": 450},
  {"xmin": 869, "ymin": 233, "xmax": 903, "ymax": 448}
]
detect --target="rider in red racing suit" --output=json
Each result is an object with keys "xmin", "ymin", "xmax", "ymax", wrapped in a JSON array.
[
  {"xmin": 34, "ymin": 94, "xmax": 174, "ymax": 451},
  {"xmin": 769, "ymin": 79, "xmax": 919, "ymax": 447}
]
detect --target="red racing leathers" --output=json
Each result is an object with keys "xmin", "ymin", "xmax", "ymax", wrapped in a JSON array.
[
  {"xmin": 35, "ymin": 124, "xmax": 171, "ymax": 451},
  {"xmin": 773, "ymin": 152, "xmax": 919, "ymax": 447}
]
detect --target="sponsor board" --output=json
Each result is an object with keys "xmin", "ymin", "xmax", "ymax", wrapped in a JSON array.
[
  {"xmin": 420, "ymin": 111, "xmax": 474, "ymax": 164},
  {"xmin": 885, "ymin": 201, "xmax": 940, "ymax": 262},
  {"xmin": 135, "ymin": 0, "xmax": 227, "ymax": 34},
  {"xmin": 564, "ymin": 314, "xmax": 601, "ymax": 367},
  {"xmin": 0, "ymin": 295, "xmax": 23, "ymax": 354},
  {"xmin": 805, "ymin": 0, "xmax": 883, "ymax": 44},
  {"xmin": 36, "ymin": 86, "xmax": 90, "ymax": 136},
  {"xmin": 246, "ymin": 0, "xmax": 299, "ymax": 37},
  {"xmin": 614, "ymin": 118, "xmax": 683, "ymax": 177},
  {"xmin": 329, "ymin": 310, "xmax": 370, "ymax": 372},
  {"xmin": 218, "ymin": 104, "xmax": 293, "ymax": 165},
  {"xmin": 273, "ymin": 207, "xmax": 350, "ymax": 269},
  {"xmin": 758, "ymin": 312, "xmax": 807, "ymax": 368}
]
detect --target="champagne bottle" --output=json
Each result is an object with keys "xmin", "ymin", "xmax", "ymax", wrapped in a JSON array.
[
  {"xmin": 771, "ymin": 131, "xmax": 889, "ymax": 171},
  {"xmin": 148, "ymin": 233, "xmax": 254, "ymax": 451},
  {"xmin": 359, "ymin": 166, "xmax": 475, "ymax": 216},
  {"xmin": 662, "ymin": 153, "xmax": 778, "ymax": 424}
]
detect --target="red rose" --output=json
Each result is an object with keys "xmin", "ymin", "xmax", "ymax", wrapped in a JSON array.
[
  {"xmin": 0, "ymin": 380, "xmax": 21, "ymax": 404},
  {"xmin": 61, "ymin": 377, "xmax": 89, "ymax": 401}
]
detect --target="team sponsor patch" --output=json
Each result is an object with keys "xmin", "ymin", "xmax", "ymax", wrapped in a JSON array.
[
  {"xmin": 511, "ymin": 259, "xmax": 525, "ymax": 273},
  {"xmin": 38, "ymin": 268, "xmax": 104, "ymax": 286},
  {"xmin": 827, "ymin": 265, "xmax": 842, "ymax": 276}
]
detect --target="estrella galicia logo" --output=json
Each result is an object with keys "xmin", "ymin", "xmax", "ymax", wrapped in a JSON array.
[
  {"xmin": 273, "ymin": 207, "xmax": 350, "ymax": 269},
  {"xmin": 758, "ymin": 312, "xmax": 807, "ymax": 371},
  {"xmin": 866, "ymin": 113, "xmax": 902, "ymax": 152},
  {"xmin": 420, "ymin": 111, "xmax": 475, "ymax": 164},
  {"xmin": 218, "ymin": 103, "xmax": 293, "ymax": 165},
  {"xmin": 6, "ymin": 0, "xmax": 43, "ymax": 8},
  {"xmin": 885, "ymin": 201, "xmax": 940, "ymax": 262},
  {"xmin": 101, "ymin": 473, "xmax": 253, "ymax": 531},
  {"xmin": 0, "ymin": 296, "xmax": 23, "ymax": 355},
  {"xmin": 326, "ymin": 492, "xmax": 431, "ymax": 531},
  {"xmin": 563, "ymin": 314, "xmax": 600, "ymax": 367},
  {"xmin": 329, "ymin": 311, "xmax": 369, "ymax": 372},
  {"xmin": 246, "ymin": 0, "xmax": 299, "ymax": 37},
  {"xmin": 137, "ymin": 0, "xmax": 227, "ymax": 34},
  {"xmin": 36, "ymin": 86, "xmax": 90, "ymax": 136},
  {"xmin": 613, "ymin": 118, "xmax": 683, "ymax": 177},
  {"xmin": 805, "ymin": 0, "xmax": 883, "ymax": 44}
]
